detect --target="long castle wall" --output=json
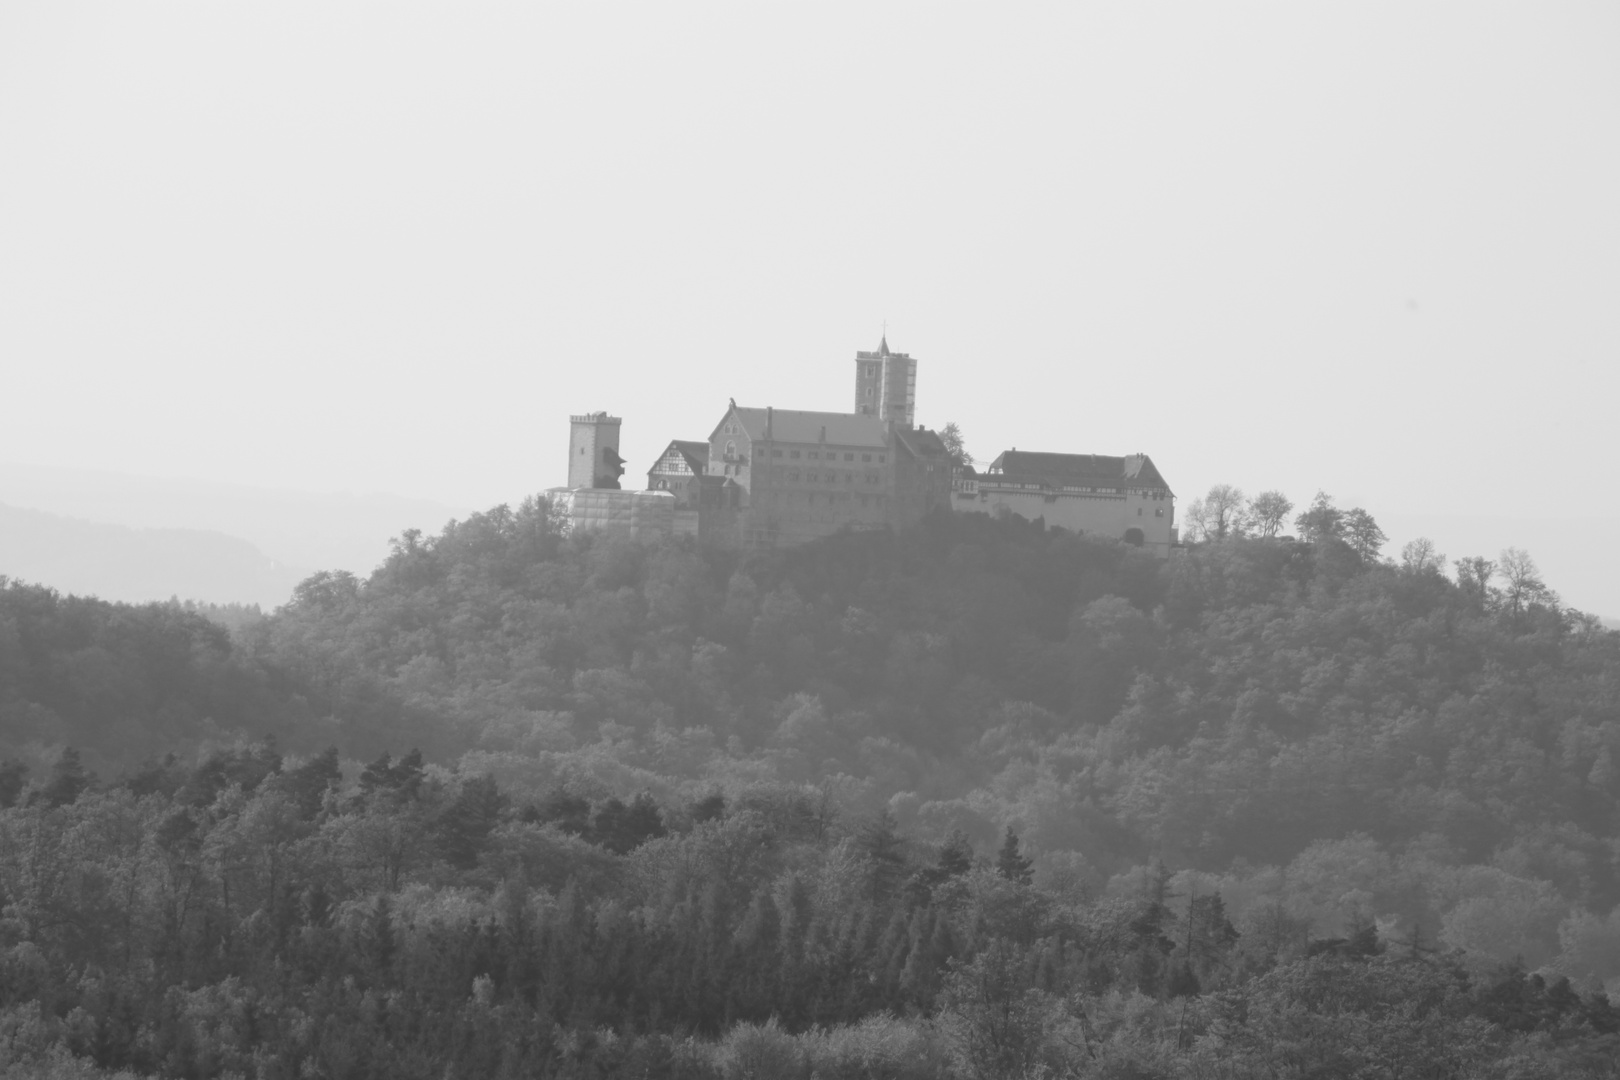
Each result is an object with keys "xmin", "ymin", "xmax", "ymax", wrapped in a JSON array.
[
  {"xmin": 550, "ymin": 488, "xmax": 675, "ymax": 541},
  {"xmin": 951, "ymin": 481, "xmax": 1175, "ymax": 555}
]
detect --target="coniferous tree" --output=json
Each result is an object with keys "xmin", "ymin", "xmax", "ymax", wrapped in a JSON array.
[
  {"xmin": 690, "ymin": 791, "xmax": 727, "ymax": 823},
  {"xmin": 936, "ymin": 829, "xmax": 974, "ymax": 879},
  {"xmin": 364, "ymin": 894, "xmax": 397, "ymax": 977},
  {"xmin": 1294, "ymin": 491, "xmax": 1344, "ymax": 542},
  {"xmin": 438, "ymin": 773, "xmax": 506, "ymax": 868},
  {"xmin": 535, "ymin": 789, "xmax": 592, "ymax": 836},
  {"xmin": 37, "ymin": 746, "xmax": 92, "ymax": 807},
  {"xmin": 0, "ymin": 759, "xmax": 26, "ymax": 808},
  {"xmin": 278, "ymin": 746, "xmax": 341, "ymax": 818},
  {"xmin": 996, "ymin": 828, "xmax": 1033, "ymax": 885},
  {"xmin": 856, "ymin": 810, "xmax": 907, "ymax": 902}
]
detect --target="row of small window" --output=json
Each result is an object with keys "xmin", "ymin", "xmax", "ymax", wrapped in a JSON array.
[
  {"xmin": 766, "ymin": 491, "xmax": 884, "ymax": 507},
  {"xmin": 999, "ymin": 483, "xmax": 1123, "ymax": 493},
  {"xmin": 760, "ymin": 448, "xmax": 885, "ymax": 463},
  {"xmin": 1136, "ymin": 508, "xmax": 1167, "ymax": 517},
  {"xmin": 775, "ymin": 469, "xmax": 881, "ymax": 484}
]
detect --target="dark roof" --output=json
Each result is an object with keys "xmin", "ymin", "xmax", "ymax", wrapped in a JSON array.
[
  {"xmin": 985, "ymin": 450, "xmax": 1172, "ymax": 493},
  {"xmin": 672, "ymin": 440, "xmax": 708, "ymax": 464},
  {"xmin": 724, "ymin": 406, "xmax": 890, "ymax": 449},
  {"xmin": 894, "ymin": 426, "xmax": 949, "ymax": 460},
  {"xmin": 855, "ymin": 334, "xmax": 911, "ymax": 361},
  {"xmin": 649, "ymin": 439, "xmax": 709, "ymax": 475}
]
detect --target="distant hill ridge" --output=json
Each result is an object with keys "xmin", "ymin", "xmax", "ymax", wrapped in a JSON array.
[
  {"xmin": 0, "ymin": 461, "xmax": 469, "ymax": 606},
  {"xmin": 0, "ymin": 502, "xmax": 308, "ymax": 608}
]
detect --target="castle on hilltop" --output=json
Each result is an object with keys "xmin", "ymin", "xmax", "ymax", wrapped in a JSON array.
[{"xmin": 553, "ymin": 337, "xmax": 1178, "ymax": 555}]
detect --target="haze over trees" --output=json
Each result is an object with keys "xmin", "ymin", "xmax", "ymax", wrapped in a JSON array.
[
  {"xmin": 0, "ymin": 501, "xmax": 307, "ymax": 608},
  {"xmin": 1, "ymin": 499, "xmax": 1618, "ymax": 1077}
]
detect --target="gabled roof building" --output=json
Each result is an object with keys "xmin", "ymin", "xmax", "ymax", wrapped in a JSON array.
[
  {"xmin": 646, "ymin": 439, "xmax": 717, "ymax": 537},
  {"xmin": 647, "ymin": 440, "xmax": 709, "ymax": 499},
  {"xmin": 952, "ymin": 449, "xmax": 1177, "ymax": 555},
  {"xmin": 573, "ymin": 333, "xmax": 1178, "ymax": 552},
  {"xmin": 698, "ymin": 401, "xmax": 951, "ymax": 547}
]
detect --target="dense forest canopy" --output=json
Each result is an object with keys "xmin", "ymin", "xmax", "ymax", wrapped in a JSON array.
[{"xmin": 3, "ymin": 499, "xmax": 1619, "ymax": 1077}]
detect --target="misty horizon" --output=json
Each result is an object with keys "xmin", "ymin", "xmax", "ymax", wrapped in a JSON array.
[{"xmin": 2, "ymin": 5, "xmax": 1618, "ymax": 1077}]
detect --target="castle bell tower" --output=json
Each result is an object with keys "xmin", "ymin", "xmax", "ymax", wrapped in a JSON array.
[
  {"xmin": 852, "ymin": 335, "xmax": 917, "ymax": 428},
  {"xmin": 568, "ymin": 411, "xmax": 624, "ymax": 489}
]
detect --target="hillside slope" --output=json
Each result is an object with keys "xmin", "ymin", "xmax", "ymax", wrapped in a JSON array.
[
  {"xmin": 6, "ymin": 502, "xmax": 1619, "ymax": 961},
  {"xmin": 5, "ymin": 503, "xmax": 1620, "ymax": 1079}
]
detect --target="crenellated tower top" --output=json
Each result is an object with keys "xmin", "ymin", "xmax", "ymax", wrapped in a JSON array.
[{"xmin": 567, "ymin": 412, "xmax": 624, "ymax": 489}]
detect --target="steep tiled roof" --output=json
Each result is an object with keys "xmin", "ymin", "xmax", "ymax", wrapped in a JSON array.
[
  {"xmin": 894, "ymin": 426, "xmax": 949, "ymax": 460},
  {"xmin": 986, "ymin": 450, "xmax": 1173, "ymax": 494},
  {"xmin": 671, "ymin": 440, "xmax": 709, "ymax": 466},
  {"xmin": 727, "ymin": 407, "xmax": 890, "ymax": 449},
  {"xmin": 649, "ymin": 439, "xmax": 709, "ymax": 475}
]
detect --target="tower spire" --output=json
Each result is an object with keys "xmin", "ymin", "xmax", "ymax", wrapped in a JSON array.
[{"xmin": 852, "ymin": 332, "xmax": 915, "ymax": 427}]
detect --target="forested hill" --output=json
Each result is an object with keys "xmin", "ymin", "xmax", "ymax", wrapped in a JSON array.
[
  {"xmin": 6, "ymin": 500, "xmax": 1620, "ymax": 920},
  {"xmin": 4, "ymin": 500, "xmax": 1620, "ymax": 1076}
]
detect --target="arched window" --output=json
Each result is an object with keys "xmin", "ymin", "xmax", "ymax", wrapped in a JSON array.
[{"xmin": 725, "ymin": 440, "xmax": 737, "ymax": 459}]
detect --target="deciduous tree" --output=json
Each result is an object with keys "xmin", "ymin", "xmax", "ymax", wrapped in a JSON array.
[
  {"xmin": 1342, "ymin": 507, "xmax": 1387, "ymax": 561},
  {"xmin": 1456, "ymin": 555, "xmax": 1497, "ymax": 612},
  {"xmin": 1186, "ymin": 485, "xmax": 1247, "ymax": 542},
  {"xmin": 1294, "ymin": 491, "xmax": 1344, "ymax": 543},
  {"xmin": 1247, "ymin": 490, "xmax": 1294, "ymax": 538},
  {"xmin": 1499, "ymin": 547, "xmax": 1556, "ymax": 617},
  {"xmin": 1400, "ymin": 537, "xmax": 1446, "ymax": 574}
]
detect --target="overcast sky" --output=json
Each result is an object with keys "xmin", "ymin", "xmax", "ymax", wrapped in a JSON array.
[{"xmin": 2, "ymin": 4, "xmax": 1617, "ymax": 611}]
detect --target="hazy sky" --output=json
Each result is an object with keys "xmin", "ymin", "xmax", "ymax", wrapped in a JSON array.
[{"xmin": 3, "ymin": 4, "xmax": 1618, "ymax": 610}]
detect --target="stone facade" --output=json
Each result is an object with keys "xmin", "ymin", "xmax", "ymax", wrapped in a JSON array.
[
  {"xmin": 852, "ymin": 336, "xmax": 916, "ymax": 427},
  {"xmin": 554, "ymin": 335, "xmax": 1176, "ymax": 552},
  {"xmin": 952, "ymin": 450, "xmax": 1177, "ymax": 556},
  {"xmin": 695, "ymin": 404, "xmax": 951, "ymax": 546},
  {"xmin": 551, "ymin": 414, "xmax": 671, "ymax": 540},
  {"xmin": 646, "ymin": 440, "xmax": 707, "ymax": 505},
  {"xmin": 568, "ymin": 412, "xmax": 623, "ymax": 490},
  {"xmin": 646, "ymin": 440, "xmax": 743, "ymax": 538}
]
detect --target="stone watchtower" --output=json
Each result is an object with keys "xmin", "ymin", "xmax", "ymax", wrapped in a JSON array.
[
  {"xmin": 568, "ymin": 411, "xmax": 624, "ymax": 489},
  {"xmin": 852, "ymin": 335, "xmax": 917, "ymax": 428}
]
